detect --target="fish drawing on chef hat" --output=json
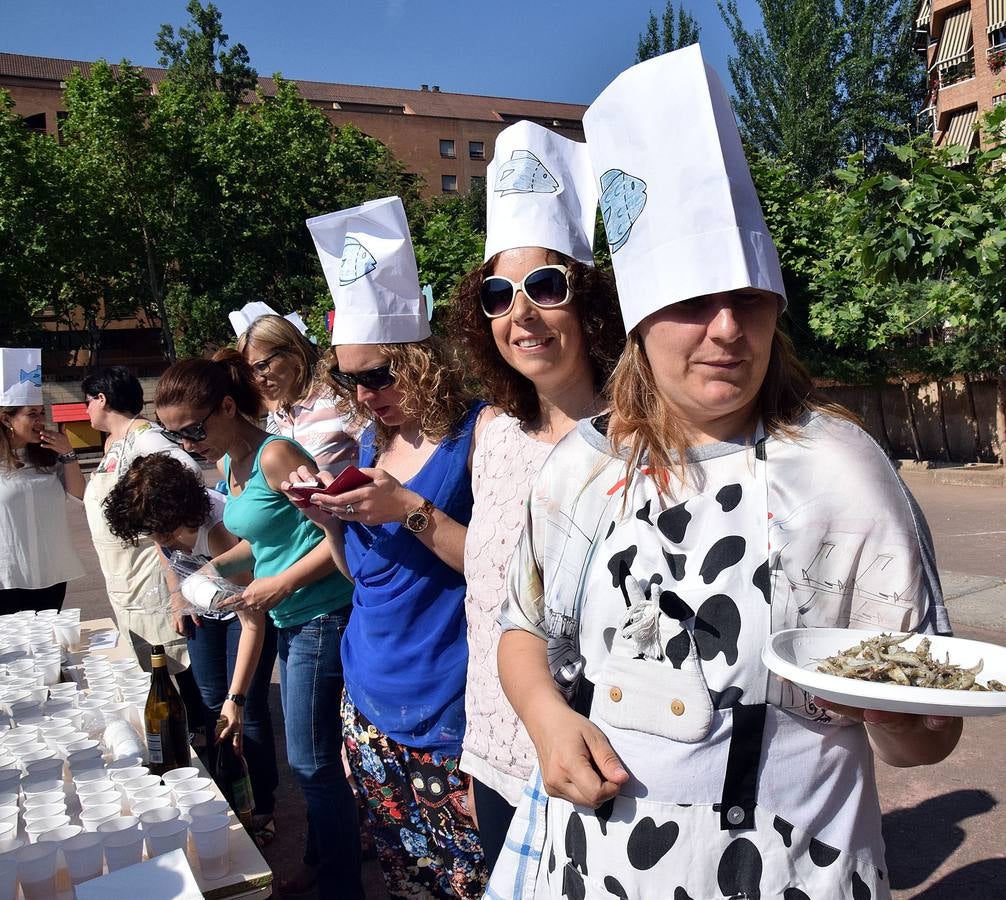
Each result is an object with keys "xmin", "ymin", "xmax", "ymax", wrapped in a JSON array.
[
  {"xmin": 494, "ymin": 149, "xmax": 560, "ymax": 196},
  {"xmin": 340, "ymin": 237, "xmax": 378, "ymax": 285},
  {"xmin": 599, "ymin": 168, "xmax": 647, "ymax": 253}
]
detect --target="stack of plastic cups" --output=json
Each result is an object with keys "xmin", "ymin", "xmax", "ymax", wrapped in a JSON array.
[
  {"xmin": 189, "ymin": 814, "xmax": 231, "ymax": 879},
  {"xmin": 37, "ymin": 824, "xmax": 83, "ymax": 894},
  {"xmin": 51, "ymin": 610, "xmax": 81, "ymax": 654},
  {"xmin": 119, "ymin": 774, "xmax": 160, "ymax": 815},
  {"xmin": 97, "ymin": 816, "xmax": 142, "ymax": 872},
  {"xmin": 60, "ymin": 831, "xmax": 105, "ymax": 890},
  {"xmin": 15, "ymin": 842, "xmax": 59, "ymax": 900}
]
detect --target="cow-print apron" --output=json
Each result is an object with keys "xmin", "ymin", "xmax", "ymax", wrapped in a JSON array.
[{"xmin": 531, "ymin": 439, "xmax": 889, "ymax": 900}]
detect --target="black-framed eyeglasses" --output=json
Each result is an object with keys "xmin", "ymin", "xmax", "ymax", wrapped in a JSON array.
[
  {"xmin": 249, "ymin": 350, "xmax": 284, "ymax": 376},
  {"xmin": 328, "ymin": 364, "xmax": 395, "ymax": 392},
  {"xmin": 480, "ymin": 264, "xmax": 571, "ymax": 318},
  {"xmin": 160, "ymin": 410, "xmax": 214, "ymax": 445}
]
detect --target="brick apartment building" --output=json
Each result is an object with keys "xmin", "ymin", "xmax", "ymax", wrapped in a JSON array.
[
  {"xmin": 915, "ymin": 0, "xmax": 1006, "ymax": 149},
  {"xmin": 0, "ymin": 52, "xmax": 586, "ymax": 198}
]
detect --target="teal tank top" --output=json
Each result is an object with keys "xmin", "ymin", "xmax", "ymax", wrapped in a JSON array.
[{"xmin": 223, "ymin": 435, "xmax": 352, "ymax": 628}]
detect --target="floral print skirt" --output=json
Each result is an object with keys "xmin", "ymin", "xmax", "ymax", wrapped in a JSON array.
[{"xmin": 341, "ymin": 689, "xmax": 488, "ymax": 899}]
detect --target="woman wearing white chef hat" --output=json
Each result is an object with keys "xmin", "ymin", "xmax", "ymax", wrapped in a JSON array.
[
  {"xmin": 0, "ymin": 348, "xmax": 85, "ymax": 612},
  {"xmin": 490, "ymin": 46, "xmax": 959, "ymax": 899},
  {"xmin": 448, "ymin": 120, "xmax": 624, "ymax": 869},
  {"xmin": 288, "ymin": 196, "xmax": 491, "ymax": 898}
]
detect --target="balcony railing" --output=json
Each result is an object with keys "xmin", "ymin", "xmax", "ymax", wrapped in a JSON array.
[{"xmin": 938, "ymin": 53, "xmax": 976, "ymax": 88}]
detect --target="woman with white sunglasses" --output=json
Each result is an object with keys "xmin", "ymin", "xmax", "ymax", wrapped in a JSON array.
[{"xmin": 448, "ymin": 121, "xmax": 624, "ymax": 869}]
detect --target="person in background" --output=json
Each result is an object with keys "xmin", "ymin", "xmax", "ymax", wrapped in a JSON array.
[
  {"xmin": 448, "ymin": 121, "xmax": 624, "ymax": 869},
  {"xmin": 154, "ymin": 351, "xmax": 362, "ymax": 900},
  {"xmin": 235, "ymin": 311, "xmax": 360, "ymax": 477},
  {"xmin": 0, "ymin": 348, "xmax": 85, "ymax": 612},
  {"xmin": 288, "ymin": 197, "xmax": 490, "ymax": 899},
  {"xmin": 102, "ymin": 453, "xmax": 279, "ymax": 845},
  {"xmin": 81, "ymin": 366, "xmax": 202, "ymax": 715},
  {"xmin": 489, "ymin": 46, "xmax": 959, "ymax": 899}
]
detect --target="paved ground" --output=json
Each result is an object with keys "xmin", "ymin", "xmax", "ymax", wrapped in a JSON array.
[{"xmin": 58, "ymin": 472, "xmax": 1004, "ymax": 899}]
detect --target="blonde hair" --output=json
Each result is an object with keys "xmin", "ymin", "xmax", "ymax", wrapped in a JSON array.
[
  {"xmin": 236, "ymin": 315, "xmax": 319, "ymax": 406},
  {"xmin": 321, "ymin": 337, "xmax": 472, "ymax": 451},
  {"xmin": 607, "ymin": 327, "xmax": 860, "ymax": 493}
]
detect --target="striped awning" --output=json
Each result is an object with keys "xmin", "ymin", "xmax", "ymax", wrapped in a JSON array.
[
  {"xmin": 989, "ymin": 0, "xmax": 1006, "ymax": 32},
  {"xmin": 940, "ymin": 105, "xmax": 978, "ymax": 149},
  {"xmin": 917, "ymin": 0, "xmax": 932, "ymax": 28},
  {"xmin": 934, "ymin": 6, "xmax": 974, "ymax": 66}
]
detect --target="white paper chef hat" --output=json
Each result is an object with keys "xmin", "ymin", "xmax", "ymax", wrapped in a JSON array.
[
  {"xmin": 582, "ymin": 44, "xmax": 787, "ymax": 334},
  {"xmin": 0, "ymin": 348, "xmax": 43, "ymax": 407},
  {"xmin": 307, "ymin": 197, "xmax": 430, "ymax": 345},
  {"xmin": 228, "ymin": 302, "xmax": 308, "ymax": 338},
  {"xmin": 484, "ymin": 121, "xmax": 597, "ymax": 265}
]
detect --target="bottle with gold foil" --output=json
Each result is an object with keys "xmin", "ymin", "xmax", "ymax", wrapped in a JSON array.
[
  {"xmin": 213, "ymin": 717, "xmax": 254, "ymax": 829},
  {"xmin": 144, "ymin": 644, "xmax": 190, "ymax": 776}
]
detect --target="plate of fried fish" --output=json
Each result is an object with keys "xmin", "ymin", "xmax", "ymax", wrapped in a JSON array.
[{"xmin": 763, "ymin": 629, "xmax": 1006, "ymax": 717}]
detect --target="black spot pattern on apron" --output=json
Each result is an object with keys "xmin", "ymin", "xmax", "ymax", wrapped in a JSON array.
[
  {"xmin": 602, "ymin": 627, "xmax": 616, "ymax": 653},
  {"xmin": 565, "ymin": 811, "xmax": 588, "ymax": 875},
  {"xmin": 699, "ymin": 535, "xmax": 746, "ymax": 584},
  {"xmin": 710, "ymin": 685, "xmax": 745, "ymax": 709},
  {"xmin": 717, "ymin": 837, "xmax": 763, "ymax": 899},
  {"xmin": 665, "ymin": 629, "xmax": 692, "ymax": 669},
  {"xmin": 693, "ymin": 594, "xmax": 742, "ymax": 664},
  {"xmin": 716, "ymin": 483, "xmax": 743, "ymax": 512},
  {"xmin": 773, "ymin": 815, "xmax": 795, "ymax": 848},
  {"xmin": 674, "ymin": 888, "xmax": 695, "ymax": 900},
  {"xmin": 596, "ymin": 797, "xmax": 615, "ymax": 836},
  {"xmin": 603, "ymin": 875, "xmax": 628, "ymax": 898},
  {"xmin": 607, "ymin": 546, "xmax": 638, "ymax": 604},
  {"xmin": 662, "ymin": 549, "xmax": 687, "ymax": 581},
  {"xmin": 656, "ymin": 502, "xmax": 691, "ymax": 543},
  {"xmin": 605, "ymin": 520, "xmax": 616, "ymax": 539},
  {"xmin": 561, "ymin": 864, "xmax": 585, "ymax": 900},
  {"xmin": 548, "ymin": 846, "xmax": 556, "ymax": 874},
  {"xmin": 626, "ymin": 817, "xmax": 679, "ymax": 870},
  {"xmin": 752, "ymin": 558, "xmax": 771, "ymax": 603},
  {"xmin": 658, "ymin": 589, "xmax": 693, "ymax": 621},
  {"xmin": 635, "ymin": 500, "xmax": 654, "ymax": 525},
  {"xmin": 808, "ymin": 837, "xmax": 841, "ymax": 867},
  {"xmin": 783, "ymin": 889, "xmax": 811, "ymax": 900},
  {"xmin": 852, "ymin": 871, "xmax": 872, "ymax": 900}
]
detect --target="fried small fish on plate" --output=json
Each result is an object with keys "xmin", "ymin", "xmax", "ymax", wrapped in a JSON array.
[{"xmin": 762, "ymin": 629, "xmax": 1006, "ymax": 717}]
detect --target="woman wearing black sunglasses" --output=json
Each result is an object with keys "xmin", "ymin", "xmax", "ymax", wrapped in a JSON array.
[
  {"xmin": 447, "ymin": 121, "xmax": 624, "ymax": 869},
  {"xmin": 154, "ymin": 351, "xmax": 365, "ymax": 900}
]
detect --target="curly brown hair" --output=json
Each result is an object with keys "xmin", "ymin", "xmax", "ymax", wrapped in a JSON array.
[
  {"xmin": 448, "ymin": 251, "xmax": 625, "ymax": 424},
  {"xmin": 608, "ymin": 326, "xmax": 861, "ymax": 496},
  {"xmin": 320, "ymin": 337, "xmax": 472, "ymax": 451},
  {"xmin": 102, "ymin": 454, "xmax": 213, "ymax": 546}
]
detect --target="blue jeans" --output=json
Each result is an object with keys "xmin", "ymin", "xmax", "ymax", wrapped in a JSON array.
[
  {"xmin": 278, "ymin": 611, "xmax": 363, "ymax": 900},
  {"xmin": 186, "ymin": 615, "xmax": 279, "ymax": 815}
]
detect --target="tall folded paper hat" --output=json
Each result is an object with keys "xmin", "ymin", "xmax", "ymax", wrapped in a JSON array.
[
  {"xmin": 582, "ymin": 44, "xmax": 787, "ymax": 334},
  {"xmin": 0, "ymin": 348, "xmax": 43, "ymax": 407},
  {"xmin": 307, "ymin": 197, "xmax": 430, "ymax": 345},
  {"xmin": 228, "ymin": 302, "xmax": 308, "ymax": 338},
  {"xmin": 484, "ymin": 120, "xmax": 597, "ymax": 265}
]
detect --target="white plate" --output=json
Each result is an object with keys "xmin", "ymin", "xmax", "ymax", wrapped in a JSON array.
[{"xmin": 762, "ymin": 628, "xmax": 1006, "ymax": 717}]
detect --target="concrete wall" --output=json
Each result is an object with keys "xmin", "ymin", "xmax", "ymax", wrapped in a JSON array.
[{"xmin": 818, "ymin": 377, "xmax": 1001, "ymax": 462}]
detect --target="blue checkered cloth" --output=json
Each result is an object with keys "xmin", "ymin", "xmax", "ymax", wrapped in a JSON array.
[{"xmin": 484, "ymin": 768, "xmax": 549, "ymax": 899}]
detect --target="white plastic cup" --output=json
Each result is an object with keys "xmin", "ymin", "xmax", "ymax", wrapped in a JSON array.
[
  {"xmin": 23, "ymin": 790, "xmax": 64, "ymax": 811},
  {"xmin": 23, "ymin": 757, "xmax": 63, "ymax": 780},
  {"xmin": 70, "ymin": 768, "xmax": 107, "ymax": 788},
  {"xmin": 0, "ymin": 770, "xmax": 20, "ymax": 795},
  {"xmin": 160, "ymin": 767, "xmax": 199, "ymax": 787},
  {"xmin": 133, "ymin": 784, "xmax": 172, "ymax": 804},
  {"xmin": 130, "ymin": 797, "xmax": 171, "ymax": 817},
  {"xmin": 22, "ymin": 777, "xmax": 62, "ymax": 799},
  {"xmin": 175, "ymin": 789, "xmax": 214, "ymax": 822},
  {"xmin": 16, "ymin": 841, "xmax": 58, "ymax": 899},
  {"xmin": 188, "ymin": 798, "xmax": 229, "ymax": 819},
  {"xmin": 79, "ymin": 790, "xmax": 120, "ymax": 811},
  {"xmin": 0, "ymin": 807, "xmax": 18, "ymax": 832},
  {"xmin": 79, "ymin": 804, "xmax": 120, "ymax": 832},
  {"xmin": 52, "ymin": 621, "xmax": 80, "ymax": 652},
  {"xmin": 102, "ymin": 830, "xmax": 143, "ymax": 871},
  {"xmin": 108, "ymin": 765, "xmax": 147, "ymax": 784},
  {"xmin": 23, "ymin": 804, "xmax": 66, "ymax": 827},
  {"xmin": 138, "ymin": 808, "xmax": 179, "ymax": 827},
  {"xmin": 188, "ymin": 814, "xmax": 230, "ymax": 879},
  {"xmin": 171, "ymin": 776, "xmax": 212, "ymax": 799},
  {"xmin": 143, "ymin": 818, "xmax": 188, "ymax": 858},
  {"xmin": 75, "ymin": 779, "xmax": 115, "ymax": 798},
  {"xmin": 61, "ymin": 830, "xmax": 104, "ymax": 886},
  {"xmin": 0, "ymin": 825, "xmax": 14, "ymax": 847},
  {"xmin": 0, "ymin": 854, "xmax": 15, "ymax": 900},
  {"xmin": 25, "ymin": 814, "xmax": 69, "ymax": 843}
]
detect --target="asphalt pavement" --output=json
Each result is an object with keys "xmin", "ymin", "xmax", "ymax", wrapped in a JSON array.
[{"xmin": 57, "ymin": 472, "xmax": 1004, "ymax": 899}]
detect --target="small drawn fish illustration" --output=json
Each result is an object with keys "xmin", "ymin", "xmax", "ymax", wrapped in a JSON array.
[
  {"xmin": 599, "ymin": 168, "xmax": 647, "ymax": 253},
  {"xmin": 19, "ymin": 365, "xmax": 42, "ymax": 387},
  {"xmin": 494, "ymin": 149, "xmax": 560, "ymax": 196},
  {"xmin": 339, "ymin": 237, "xmax": 377, "ymax": 285}
]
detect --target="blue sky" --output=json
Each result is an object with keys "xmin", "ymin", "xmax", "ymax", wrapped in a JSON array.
[{"xmin": 1, "ymin": 0, "xmax": 762, "ymax": 105}]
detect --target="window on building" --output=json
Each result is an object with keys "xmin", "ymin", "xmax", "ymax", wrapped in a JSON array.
[
  {"xmin": 990, "ymin": 26, "xmax": 1006, "ymax": 50},
  {"xmin": 22, "ymin": 112, "xmax": 46, "ymax": 134},
  {"xmin": 442, "ymin": 174, "xmax": 458, "ymax": 193},
  {"xmin": 995, "ymin": 93, "xmax": 1006, "ymax": 107},
  {"xmin": 439, "ymin": 139, "xmax": 456, "ymax": 158},
  {"xmin": 469, "ymin": 141, "xmax": 485, "ymax": 160}
]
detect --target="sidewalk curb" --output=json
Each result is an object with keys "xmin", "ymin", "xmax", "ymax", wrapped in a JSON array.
[{"xmin": 897, "ymin": 460, "xmax": 1006, "ymax": 488}]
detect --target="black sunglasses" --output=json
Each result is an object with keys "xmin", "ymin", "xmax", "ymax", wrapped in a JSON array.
[
  {"xmin": 328, "ymin": 364, "xmax": 395, "ymax": 391},
  {"xmin": 480, "ymin": 265, "xmax": 571, "ymax": 318},
  {"xmin": 160, "ymin": 409, "xmax": 214, "ymax": 445}
]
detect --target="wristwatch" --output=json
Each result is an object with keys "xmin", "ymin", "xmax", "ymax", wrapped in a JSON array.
[
  {"xmin": 226, "ymin": 693, "xmax": 246, "ymax": 707},
  {"xmin": 404, "ymin": 498, "xmax": 435, "ymax": 534},
  {"xmin": 57, "ymin": 450, "xmax": 78, "ymax": 464}
]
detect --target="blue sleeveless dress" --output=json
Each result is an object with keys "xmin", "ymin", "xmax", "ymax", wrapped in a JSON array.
[{"xmin": 342, "ymin": 402, "xmax": 484, "ymax": 753}]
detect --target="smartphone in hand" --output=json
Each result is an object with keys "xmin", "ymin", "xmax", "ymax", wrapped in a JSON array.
[{"xmin": 288, "ymin": 465, "xmax": 373, "ymax": 505}]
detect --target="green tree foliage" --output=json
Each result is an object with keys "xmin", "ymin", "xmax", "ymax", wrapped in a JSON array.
[
  {"xmin": 720, "ymin": 0, "xmax": 924, "ymax": 183},
  {"xmin": 636, "ymin": 2, "xmax": 701, "ymax": 61}
]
